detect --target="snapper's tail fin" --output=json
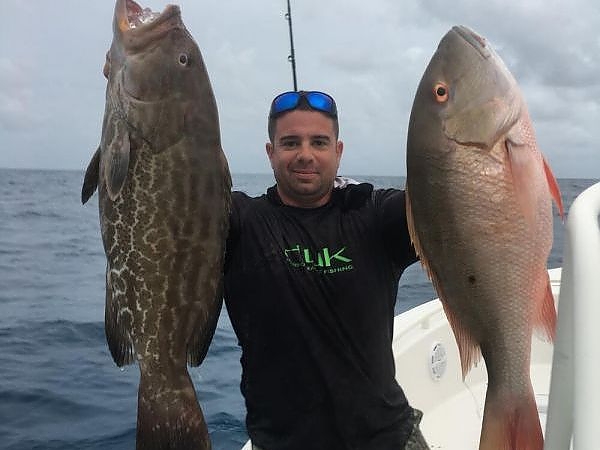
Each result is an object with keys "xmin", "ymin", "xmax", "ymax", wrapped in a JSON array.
[{"xmin": 479, "ymin": 387, "xmax": 543, "ymax": 450}]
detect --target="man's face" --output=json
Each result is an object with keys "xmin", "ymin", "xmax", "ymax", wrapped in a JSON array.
[{"xmin": 266, "ymin": 109, "xmax": 343, "ymax": 208}]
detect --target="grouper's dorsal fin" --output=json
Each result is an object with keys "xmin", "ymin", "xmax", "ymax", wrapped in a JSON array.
[
  {"xmin": 102, "ymin": 118, "xmax": 131, "ymax": 201},
  {"xmin": 81, "ymin": 147, "xmax": 101, "ymax": 204}
]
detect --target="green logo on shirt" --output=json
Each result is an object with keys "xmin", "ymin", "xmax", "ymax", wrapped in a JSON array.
[{"xmin": 284, "ymin": 245, "xmax": 354, "ymax": 274}]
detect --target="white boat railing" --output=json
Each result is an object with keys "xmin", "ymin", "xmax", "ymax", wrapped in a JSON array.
[{"xmin": 545, "ymin": 181, "xmax": 600, "ymax": 450}]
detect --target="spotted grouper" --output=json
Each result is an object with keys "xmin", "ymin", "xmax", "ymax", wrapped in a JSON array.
[
  {"xmin": 81, "ymin": 1, "xmax": 231, "ymax": 448},
  {"xmin": 405, "ymin": 25, "xmax": 564, "ymax": 450}
]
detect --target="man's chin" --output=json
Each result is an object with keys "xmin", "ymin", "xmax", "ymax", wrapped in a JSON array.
[
  {"xmin": 291, "ymin": 179, "xmax": 320, "ymax": 193},
  {"xmin": 279, "ymin": 183, "xmax": 330, "ymax": 207}
]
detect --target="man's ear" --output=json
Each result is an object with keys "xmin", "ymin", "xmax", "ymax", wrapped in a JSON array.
[
  {"xmin": 336, "ymin": 140, "xmax": 344, "ymax": 163},
  {"xmin": 266, "ymin": 142, "xmax": 274, "ymax": 165}
]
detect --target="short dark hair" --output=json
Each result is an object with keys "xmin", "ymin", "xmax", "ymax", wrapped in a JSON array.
[{"xmin": 268, "ymin": 99, "xmax": 339, "ymax": 142}]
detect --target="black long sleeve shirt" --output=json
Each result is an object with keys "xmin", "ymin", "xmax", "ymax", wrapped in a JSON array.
[{"xmin": 224, "ymin": 183, "xmax": 418, "ymax": 450}]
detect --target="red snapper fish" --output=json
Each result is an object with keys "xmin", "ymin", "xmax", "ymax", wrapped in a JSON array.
[{"xmin": 405, "ymin": 25, "xmax": 564, "ymax": 450}]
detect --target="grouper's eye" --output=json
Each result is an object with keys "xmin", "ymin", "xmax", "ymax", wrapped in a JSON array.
[{"xmin": 178, "ymin": 53, "xmax": 190, "ymax": 66}]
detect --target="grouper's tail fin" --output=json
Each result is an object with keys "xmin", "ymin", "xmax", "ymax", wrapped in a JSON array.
[{"xmin": 136, "ymin": 369, "xmax": 211, "ymax": 450}]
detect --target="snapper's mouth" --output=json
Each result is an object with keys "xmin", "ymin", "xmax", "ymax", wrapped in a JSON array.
[
  {"xmin": 452, "ymin": 25, "xmax": 491, "ymax": 59},
  {"xmin": 117, "ymin": 0, "xmax": 180, "ymax": 32}
]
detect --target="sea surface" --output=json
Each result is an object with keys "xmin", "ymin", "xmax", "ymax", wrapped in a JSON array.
[{"xmin": 0, "ymin": 169, "xmax": 596, "ymax": 450}]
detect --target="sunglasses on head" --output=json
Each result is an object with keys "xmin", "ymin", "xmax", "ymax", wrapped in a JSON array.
[{"xmin": 269, "ymin": 91, "xmax": 338, "ymax": 118}]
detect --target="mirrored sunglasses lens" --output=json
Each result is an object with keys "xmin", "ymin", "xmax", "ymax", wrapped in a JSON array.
[
  {"xmin": 306, "ymin": 92, "xmax": 333, "ymax": 113},
  {"xmin": 272, "ymin": 92, "xmax": 300, "ymax": 114}
]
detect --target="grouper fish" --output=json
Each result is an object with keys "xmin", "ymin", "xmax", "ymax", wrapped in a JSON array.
[
  {"xmin": 81, "ymin": 1, "xmax": 231, "ymax": 448},
  {"xmin": 405, "ymin": 26, "xmax": 564, "ymax": 450}
]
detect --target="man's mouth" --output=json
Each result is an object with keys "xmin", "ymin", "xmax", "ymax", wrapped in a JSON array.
[
  {"xmin": 292, "ymin": 170, "xmax": 319, "ymax": 182},
  {"xmin": 292, "ymin": 169, "xmax": 318, "ymax": 176}
]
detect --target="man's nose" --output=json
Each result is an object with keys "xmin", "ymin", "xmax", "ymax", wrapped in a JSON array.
[{"xmin": 296, "ymin": 141, "xmax": 314, "ymax": 161}]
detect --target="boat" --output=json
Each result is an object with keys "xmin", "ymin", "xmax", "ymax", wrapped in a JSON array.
[{"xmin": 240, "ymin": 181, "xmax": 600, "ymax": 450}]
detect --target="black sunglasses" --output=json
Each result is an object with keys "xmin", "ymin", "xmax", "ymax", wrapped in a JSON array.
[{"xmin": 269, "ymin": 91, "xmax": 338, "ymax": 118}]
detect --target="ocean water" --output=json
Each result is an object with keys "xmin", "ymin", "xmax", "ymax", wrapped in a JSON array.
[{"xmin": 0, "ymin": 169, "xmax": 596, "ymax": 450}]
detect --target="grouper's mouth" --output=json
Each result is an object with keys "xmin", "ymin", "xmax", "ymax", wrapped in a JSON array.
[{"xmin": 116, "ymin": 0, "xmax": 180, "ymax": 33}]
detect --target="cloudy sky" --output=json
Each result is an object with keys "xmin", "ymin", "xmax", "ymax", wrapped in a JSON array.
[{"xmin": 1, "ymin": 0, "xmax": 598, "ymax": 178}]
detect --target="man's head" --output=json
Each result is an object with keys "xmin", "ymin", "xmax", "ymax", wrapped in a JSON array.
[
  {"xmin": 268, "ymin": 91, "xmax": 339, "ymax": 142},
  {"xmin": 266, "ymin": 90, "xmax": 343, "ymax": 208}
]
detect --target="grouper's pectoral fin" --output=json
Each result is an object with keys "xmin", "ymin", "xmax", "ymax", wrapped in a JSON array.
[
  {"xmin": 102, "ymin": 117, "xmax": 131, "ymax": 201},
  {"xmin": 81, "ymin": 147, "xmax": 101, "ymax": 204},
  {"xmin": 406, "ymin": 187, "xmax": 482, "ymax": 378}
]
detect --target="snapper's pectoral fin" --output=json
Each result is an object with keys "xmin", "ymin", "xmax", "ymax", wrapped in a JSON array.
[
  {"xmin": 406, "ymin": 187, "xmax": 482, "ymax": 378},
  {"xmin": 505, "ymin": 139, "xmax": 542, "ymax": 228},
  {"xmin": 81, "ymin": 147, "xmax": 101, "ymax": 204},
  {"xmin": 102, "ymin": 119, "xmax": 131, "ymax": 201}
]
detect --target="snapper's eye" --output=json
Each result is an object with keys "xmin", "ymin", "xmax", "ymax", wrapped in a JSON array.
[{"xmin": 178, "ymin": 53, "xmax": 189, "ymax": 66}]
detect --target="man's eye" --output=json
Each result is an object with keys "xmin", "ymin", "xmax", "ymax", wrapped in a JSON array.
[
  {"xmin": 313, "ymin": 140, "xmax": 328, "ymax": 147},
  {"xmin": 281, "ymin": 141, "xmax": 298, "ymax": 148}
]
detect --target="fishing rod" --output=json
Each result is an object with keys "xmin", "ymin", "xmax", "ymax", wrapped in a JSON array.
[{"xmin": 285, "ymin": 0, "xmax": 298, "ymax": 91}]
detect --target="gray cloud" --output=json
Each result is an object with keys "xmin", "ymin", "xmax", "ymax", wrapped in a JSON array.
[
  {"xmin": 419, "ymin": 0, "xmax": 600, "ymax": 87},
  {"xmin": 0, "ymin": 0, "xmax": 598, "ymax": 178},
  {"xmin": 0, "ymin": 58, "xmax": 39, "ymax": 130}
]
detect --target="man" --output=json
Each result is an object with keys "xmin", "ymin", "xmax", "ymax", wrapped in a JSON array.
[{"xmin": 224, "ymin": 90, "xmax": 428, "ymax": 450}]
